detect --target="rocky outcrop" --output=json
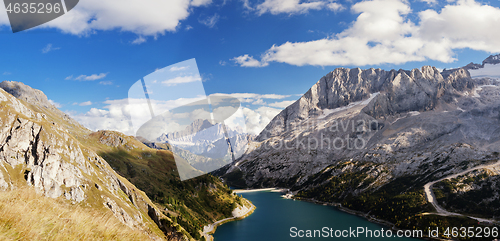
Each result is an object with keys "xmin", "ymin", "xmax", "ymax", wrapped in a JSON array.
[
  {"xmin": 217, "ymin": 64, "xmax": 500, "ymax": 190},
  {"xmin": 0, "ymin": 85, "xmax": 171, "ymax": 239},
  {"xmin": 483, "ymin": 54, "xmax": 500, "ymax": 66},
  {"xmin": 91, "ymin": 130, "xmax": 140, "ymax": 150},
  {"xmin": 256, "ymin": 66, "xmax": 472, "ymax": 141},
  {"xmin": 0, "ymin": 81, "xmax": 87, "ymax": 132}
]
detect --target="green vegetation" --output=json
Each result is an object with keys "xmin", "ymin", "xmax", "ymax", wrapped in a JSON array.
[
  {"xmin": 434, "ymin": 172, "xmax": 500, "ymax": 218},
  {"xmin": 294, "ymin": 161, "xmax": 500, "ymax": 240},
  {"xmin": 84, "ymin": 131, "xmax": 244, "ymax": 240},
  {"xmin": 297, "ymin": 170, "xmax": 431, "ymax": 227}
]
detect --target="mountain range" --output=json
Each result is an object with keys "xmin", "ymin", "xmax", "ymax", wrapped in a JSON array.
[
  {"xmin": 155, "ymin": 118, "xmax": 253, "ymax": 174},
  {"xmin": 216, "ymin": 54, "xmax": 500, "ymax": 238},
  {"xmin": 0, "ymin": 81, "xmax": 249, "ymax": 240}
]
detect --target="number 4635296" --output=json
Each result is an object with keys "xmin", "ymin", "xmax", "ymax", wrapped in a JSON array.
[{"xmin": 6, "ymin": 2, "xmax": 61, "ymax": 14}]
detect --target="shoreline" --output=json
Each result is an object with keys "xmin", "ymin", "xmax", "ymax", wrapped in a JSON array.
[
  {"xmin": 293, "ymin": 196, "xmax": 455, "ymax": 240},
  {"xmin": 201, "ymin": 199, "xmax": 256, "ymax": 241},
  {"xmin": 232, "ymin": 188, "xmax": 287, "ymax": 193},
  {"xmin": 201, "ymin": 188, "xmax": 286, "ymax": 240},
  {"xmin": 293, "ymin": 197, "xmax": 396, "ymax": 229}
]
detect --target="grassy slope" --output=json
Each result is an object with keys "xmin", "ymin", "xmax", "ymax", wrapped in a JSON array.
[
  {"xmin": 0, "ymin": 187, "xmax": 150, "ymax": 241},
  {"xmin": 0, "ymin": 89, "xmax": 245, "ymax": 240},
  {"xmin": 0, "ymin": 92, "xmax": 167, "ymax": 240},
  {"xmin": 82, "ymin": 131, "xmax": 245, "ymax": 240}
]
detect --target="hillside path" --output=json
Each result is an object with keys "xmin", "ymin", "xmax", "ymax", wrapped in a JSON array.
[{"xmin": 423, "ymin": 160, "xmax": 500, "ymax": 224}]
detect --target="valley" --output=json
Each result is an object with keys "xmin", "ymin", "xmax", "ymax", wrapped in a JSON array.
[{"xmin": 216, "ymin": 54, "xmax": 500, "ymax": 240}]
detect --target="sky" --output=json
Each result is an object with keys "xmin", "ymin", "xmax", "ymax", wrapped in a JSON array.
[{"xmin": 0, "ymin": 0, "xmax": 499, "ymax": 136}]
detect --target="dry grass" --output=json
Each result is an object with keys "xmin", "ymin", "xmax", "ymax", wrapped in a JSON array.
[{"xmin": 0, "ymin": 187, "xmax": 151, "ymax": 241}]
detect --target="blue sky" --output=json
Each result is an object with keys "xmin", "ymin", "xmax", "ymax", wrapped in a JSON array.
[{"xmin": 0, "ymin": 0, "xmax": 499, "ymax": 135}]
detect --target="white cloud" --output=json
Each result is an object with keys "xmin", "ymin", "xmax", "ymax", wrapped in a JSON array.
[
  {"xmin": 169, "ymin": 66, "xmax": 189, "ymax": 71},
  {"xmin": 79, "ymin": 101, "xmax": 93, "ymax": 106},
  {"xmin": 71, "ymin": 108, "xmax": 135, "ymax": 135},
  {"xmin": 239, "ymin": 106, "xmax": 282, "ymax": 134},
  {"xmin": 73, "ymin": 73, "xmax": 108, "ymax": 81},
  {"xmin": 131, "ymin": 36, "xmax": 147, "ymax": 45},
  {"xmin": 268, "ymin": 100, "xmax": 295, "ymax": 108},
  {"xmin": 233, "ymin": 0, "xmax": 500, "ymax": 67},
  {"xmin": 191, "ymin": 0, "xmax": 212, "ymax": 7},
  {"xmin": 327, "ymin": 2, "xmax": 344, "ymax": 12},
  {"xmin": 232, "ymin": 54, "xmax": 269, "ymax": 67},
  {"xmin": 0, "ymin": 0, "xmax": 213, "ymax": 36},
  {"xmin": 162, "ymin": 75, "xmax": 201, "ymax": 86},
  {"xmin": 41, "ymin": 44, "xmax": 60, "ymax": 53},
  {"xmin": 48, "ymin": 99, "xmax": 62, "ymax": 108},
  {"xmin": 255, "ymin": 0, "xmax": 338, "ymax": 15},
  {"xmin": 70, "ymin": 92, "xmax": 290, "ymax": 136},
  {"xmin": 71, "ymin": 96, "xmax": 206, "ymax": 135},
  {"xmin": 215, "ymin": 92, "xmax": 291, "ymax": 104},
  {"xmin": 3, "ymin": 72, "xmax": 11, "ymax": 75},
  {"xmin": 419, "ymin": 0, "xmax": 437, "ymax": 5},
  {"xmin": 65, "ymin": 75, "xmax": 73, "ymax": 80},
  {"xmin": 99, "ymin": 81, "xmax": 113, "ymax": 85},
  {"xmin": 199, "ymin": 14, "xmax": 220, "ymax": 28}
]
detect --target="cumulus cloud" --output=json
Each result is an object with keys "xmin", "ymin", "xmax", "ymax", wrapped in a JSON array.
[
  {"xmin": 254, "ymin": 0, "xmax": 344, "ymax": 15},
  {"xmin": 0, "ymin": 0, "xmax": 213, "ymax": 36},
  {"xmin": 327, "ymin": 2, "xmax": 344, "ymax": 12},
  {"xmin": 232, "ymin": 54, "xmax": 269, "ymax": 67},
  {"xmin": 268, "ymin": 100, "xmax": 295, "ymax": 108},
  {"xmin": 214, "ymin": 92, "xmax": 291, "ymax": 104},
  {"xmin": 233, "ymin": 0, "xmax": 500, "ymax": 67},
  {"xmin": 48, "ymin": 99, "xmax": 62, "ymax": 108},
  {"xmin": 240, "ymin": 106, "xmax": 282, "ymax": 134},
  {"xmin": 71, "ymin": 93, "xmax": 289, "ymax": 136},
  {"xmin": 76, "ymin": 101, "xmax": 93, "ymax": 106},
  {"xmin": 131, "ymin": 36, "xmax": 147, "ymax": 45}
]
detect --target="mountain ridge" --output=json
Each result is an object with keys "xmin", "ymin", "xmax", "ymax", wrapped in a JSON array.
[
  {"xmin": 215, "ymin": 55, "xmax": 500, "ymax": 238},
  {"xmin": 0, "ymin": 81, "xmax": 248, "ymax": 240}
]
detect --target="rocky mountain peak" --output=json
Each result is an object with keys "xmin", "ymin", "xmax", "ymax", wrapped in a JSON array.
[
  {"xmin": 0, "ymin": 81, "xmax": 53, "ymax": 108},
  {"xmin": 0, "ymin": 81, "xmax": 87, "ymax": 132},
  {"xmin": 187, "ymin": 118, "xmax": 214, "ymax": 134},
  {"xmin": 256, "ymin": 66, "xmax": 471, "ymax": 141},
  {"xmin": 482, "ymin": 54, "xmax": 500, "ymax": 65}
]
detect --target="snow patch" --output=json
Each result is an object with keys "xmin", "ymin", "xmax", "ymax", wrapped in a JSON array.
[
  {"xmin": 318, "ymin": 92, "xmax": 380, "ymax": 119},
  {"xmin": 469, "ymin": 64, "xmax": 500, "ymax": 79},
  {"xmin": 472, "ymin": 85, "xmax": 499, "ymax": 97}
]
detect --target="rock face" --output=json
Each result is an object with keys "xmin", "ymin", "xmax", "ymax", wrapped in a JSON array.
[
  {"xmin": 0, "ymin": 83, "xmax": 179, "ymax": 240},
  {"xmin": 256, "ymin": 66, "xmax": 471, "ymax": 141},
  {"xmin": 217, "ymin": 64, "xmax": 500, "ymax": 190},
  {"xmin": 482, "ymin": 54, "xmax": 500, "ymax": 66},
  {"xmin": 0, "ymin": 81, "xmax": 87, "ymax": 131}
]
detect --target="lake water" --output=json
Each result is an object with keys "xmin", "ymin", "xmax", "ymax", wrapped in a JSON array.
[{"xmin": 213, "ymin": 191, "xmax": 422, "ymax": 240}]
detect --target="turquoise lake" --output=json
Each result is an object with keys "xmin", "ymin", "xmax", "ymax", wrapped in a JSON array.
[{"xmin": 213, "ymin": 191, "xmax": 422, "ymax": 240}]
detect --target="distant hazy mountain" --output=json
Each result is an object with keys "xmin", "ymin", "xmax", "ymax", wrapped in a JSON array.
[{"xmin": 156, "ymin": 118, "xmax": 254, "ymax": 173}]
